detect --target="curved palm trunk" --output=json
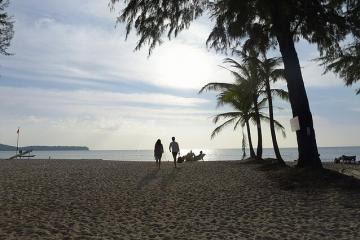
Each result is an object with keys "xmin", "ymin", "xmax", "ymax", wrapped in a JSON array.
[
  {"xmin": 253, "ymin": 96, "xmax": 263, "ymax": 159},
  {"xmin": 265, "ymin": 79, "xmax": 285, "ymax": 165},
  {"xmin": 271, "ymin": 11, "xmax": 322, "ymax": 169},
  {"xmin": 245, "ymin": 120, "xmax": 256, "ymax": 158}
]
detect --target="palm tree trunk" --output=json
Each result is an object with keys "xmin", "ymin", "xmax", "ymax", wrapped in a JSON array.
[
  {"xmin": 271, "ymin": 12, "xmax": 322, "ymax": 169},
  {"xmin": 265, "ymin": 78, "xmax": 285, "ymax": 165},
  {"xmin": 253, "ymin": 96, "xmax": 263, "ymax": 159},
  {"xmin": 245, "ymin": 120, "xmax": 256, "ymax": 158}
]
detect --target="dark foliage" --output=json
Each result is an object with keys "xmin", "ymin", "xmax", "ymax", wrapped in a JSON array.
[
  {"xmin": 320, "ymin": 41, "xmax": 360, "ymax": 94},
  {"xmin": 110, "ymin": 0, "xmax": 205, "ymax": 55},
  {"xmin": 0, "ymin": 0, "xmax": 14, "ymax": 56},
  {"xmin": 318, "ymin": 1, "xmax": 360, "ymax": 94}
]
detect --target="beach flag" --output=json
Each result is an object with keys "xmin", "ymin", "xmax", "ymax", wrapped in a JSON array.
[{"xmin": 17, "ymin": 128, "xmax": 19, "ymax": 134}]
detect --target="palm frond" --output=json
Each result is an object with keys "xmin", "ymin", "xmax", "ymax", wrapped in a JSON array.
[
  {"xmin": 270, "ymin": 88, "xmax": 289, "ymax": 101},
  {"xmin": 256, "ymin": 97, "xmax": 268, "ymax": 109},
  {"xmin": 223, "ymin": 58, "xmax": 251, "ymax": 78},
  {"xmin": 218, "ymin": 65, "xmax": 248, "ymax": 83},
  {"xmin": 212, "ymin": 112, "xmax": 240, "ymax": 124},
  {"xmin": 211, "ymin": 117, "xmax": 238, "ymax": 139},
  {"xmin": 233, "ymin": 118, "xmax": 245, "ymax": 131},
  {"xmin": 258, "ymin": 115, "xmax": 287, "ymax": 137},
  {"xmin": 270, "ymin": 69, "xmax": 286, "ymax": 82},
  {"xmin": 199, "ymin": 82, "xmax": 234, "ymax": 94}
]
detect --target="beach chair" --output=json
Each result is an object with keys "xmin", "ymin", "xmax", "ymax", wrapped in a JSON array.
[
  {"xmin": 342, "ymin": 155, "xmax": 356, "ymax": 164},
  {"xmin": 194, "ymin": 153, "xmax": 206, "ymax": 161},
  {"xmin": 334, "ymin": 155, "xmax": 356, "ymax": 164}
]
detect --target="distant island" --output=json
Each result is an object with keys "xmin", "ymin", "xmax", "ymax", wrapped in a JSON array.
[{"xmin": 0, "ymin": 143, "xmax": 89, "ymax": 151}]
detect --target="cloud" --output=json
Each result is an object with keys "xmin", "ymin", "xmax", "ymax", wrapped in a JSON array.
[
  {"xmin": 301, "ymin": 60, "xmax": 342, "ymax": 87},
  {"xmin": 3, "ymin": 3, "xmax": 230, "ymax": 91},
  {"xmin": 0, "ymin": 86, "xmax": 209, "ymax": 115},
  {"xmin": 312, "ymin": 115, "xmax": 360, "ymax": 147},
  {"xmin": 0, "ymin": 86, "xmax": 220, "ymax": 149}
]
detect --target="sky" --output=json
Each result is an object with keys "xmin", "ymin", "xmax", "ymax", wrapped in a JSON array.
[{"xmin": 0, "ymin": 0, "xmax": 359, "ymax": 150}]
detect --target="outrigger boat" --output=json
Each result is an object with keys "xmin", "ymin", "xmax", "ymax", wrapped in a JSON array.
[{"xmin": 9, "ymin": 150, "xmax": 36, "ymax": 160}]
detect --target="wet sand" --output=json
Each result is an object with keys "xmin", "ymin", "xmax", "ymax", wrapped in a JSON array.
[{"xmin": 0, "ymin": 159, "xmax": 359, "ymax": 239}]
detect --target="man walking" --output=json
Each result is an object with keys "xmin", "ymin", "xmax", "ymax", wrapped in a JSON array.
[{"xmin": 169, "ymin": 137, "xmax": 180, "ymax": 168}]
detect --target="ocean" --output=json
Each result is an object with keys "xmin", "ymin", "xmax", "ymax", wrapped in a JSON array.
[{"xmin": 0, "ymin": 147, "xmax": 359, "ymax": 162}]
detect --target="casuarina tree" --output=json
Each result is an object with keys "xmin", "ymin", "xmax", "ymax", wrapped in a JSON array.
[
  {"xmin": 0, "ymin": 0, "xmax": 14, "ymax": 56},
  {"xmin": 320, "ymin": 43, "xmax": 360, "ymax": 95},
  {"xmin": 110, "ymin": 0, "xmax": 354, "ymax": 168},
  {"xmin": 319, "ymin": 1, "xmax": 360, "ymax": 95}
]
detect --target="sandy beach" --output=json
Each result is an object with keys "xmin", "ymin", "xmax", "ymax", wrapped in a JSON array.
[{"xmin": 0, "ymin": 159, "xmax": 359, "ymax": 239}]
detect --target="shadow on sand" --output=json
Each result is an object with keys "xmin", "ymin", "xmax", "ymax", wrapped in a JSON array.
[
  {"xmin": 160, "ymin": 168, "xmax": 179, "ymax": 191},
  {"xmin": 136, "ymin": 168, "xmax": 160, "ymax": 190}
]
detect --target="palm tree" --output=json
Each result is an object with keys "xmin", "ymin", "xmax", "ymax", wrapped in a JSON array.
[
  {"xmin": 223, "ymin": 55, "xmax": 289, "ymax": 161},
  {"xmin": 259, "ymin": 56, "xmax": 288, "ymax": 165},
  {"xmin": 222, "ymin": 57, "xmax": 264, "ymax": 159},
  {"xmin": 200, "ymin": 55, "xmax": 288, "ymax": 163},
  {"xmin": 211, "ymin": 88, "xmax": 257, "ymax": 158},
  {"xmin": 210, "ymin": 87, "xmax": 286, "ymax": 159},
  {"xmin": 241, "ymin": 52, "xmax": 289, "ymax": 165}
]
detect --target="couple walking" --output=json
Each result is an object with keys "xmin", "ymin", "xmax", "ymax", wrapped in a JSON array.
[{"xmin": 154, "ymin": 137, "xmax": 180, "ymax": 168}]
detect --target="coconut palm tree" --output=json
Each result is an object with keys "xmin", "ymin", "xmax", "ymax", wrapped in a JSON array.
[
  {"xmin": 222, "ymin": 57, "xmax": 265, "ymax": 159},
  {"xmin": 240, "ymin": 51, "xmax": 289, "ymax": 165},
  {"xmin": 211, "ymin": 88, "xmax": 257, "ymax": 158},
  {"xmin": 258, "ymin": 56, "xmax": 288, "ymax": 165},
  {"xmin": 200, "ymin": 55, "xmax": 288, "ymax": 163},
  {"xmin": 223, "ymin": 55, "xmax": 288, "ymax": 161},
  {"xmin": 210, "ymin": 87, "xmax": 286, "ymax": 159}
]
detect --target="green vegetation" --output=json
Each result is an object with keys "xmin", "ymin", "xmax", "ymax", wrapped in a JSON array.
[
  {"xmin": 199, "ymin": 52, "xmax": 287, "ymax": 165},
  {"xmin": 242, "ymin": 51, "xmax": 288, "ymax": 163},
  {"xmin": 320, "ymin": 42, "xmax": 360, "ymax": 95},
  {"xmin": 0, "ymin": 0, "xmax": 14, "ymax": 56}
]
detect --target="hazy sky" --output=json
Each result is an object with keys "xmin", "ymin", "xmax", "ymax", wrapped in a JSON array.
[{"xmin": 0, "ymin": 0, "xmax": 359, "ymax": 150}]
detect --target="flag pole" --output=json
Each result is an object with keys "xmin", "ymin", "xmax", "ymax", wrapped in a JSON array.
[{"xmin": 16, "ymin": 127, "xmax": 20, "ymax": 159}]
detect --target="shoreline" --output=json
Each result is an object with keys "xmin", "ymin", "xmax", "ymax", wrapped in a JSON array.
[{"xmin": 1, "ymin": 147, "xmax": 359, "ymax": 162}]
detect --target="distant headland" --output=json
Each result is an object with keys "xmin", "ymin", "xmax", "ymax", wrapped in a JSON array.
[{"xmin": 0, "ymin": 143, "xmax": 89, "ymax": 151}]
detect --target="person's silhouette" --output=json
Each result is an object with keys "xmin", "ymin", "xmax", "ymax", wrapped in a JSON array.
[
  {"xmin": 154, "ymin": 139, "xmax": 164, "ymax": 168},
  {"xmin": 169, "ymin": 137, "xmax": 180, "ymax": 168}
]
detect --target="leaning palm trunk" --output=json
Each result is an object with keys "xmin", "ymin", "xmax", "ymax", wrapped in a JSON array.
[
  {"xmin": 253, "ymin": 96, "xmax": 263, "ymax": 159},
  {"xmin": 245, "ymin": 120, "xmax": 256, "ymax": 158},
  {"xmin": 265, "ymin": 79, "xmax": 285, "ymax": 165}
]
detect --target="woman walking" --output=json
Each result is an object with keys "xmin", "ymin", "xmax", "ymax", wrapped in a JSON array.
[{"xmin": 154, "ymin": 139, "xmax": 164, "ymax": 169}]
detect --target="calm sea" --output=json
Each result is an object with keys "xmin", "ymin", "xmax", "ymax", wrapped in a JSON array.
[{"xmin": 0, "ymin": 147, "xmax": 359, "ymax": 162}]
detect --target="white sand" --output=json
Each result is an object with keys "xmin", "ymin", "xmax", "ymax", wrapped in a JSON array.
[{"xmin": 0, "ymin": 159, "xmax": 359, "ymax": 239}]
